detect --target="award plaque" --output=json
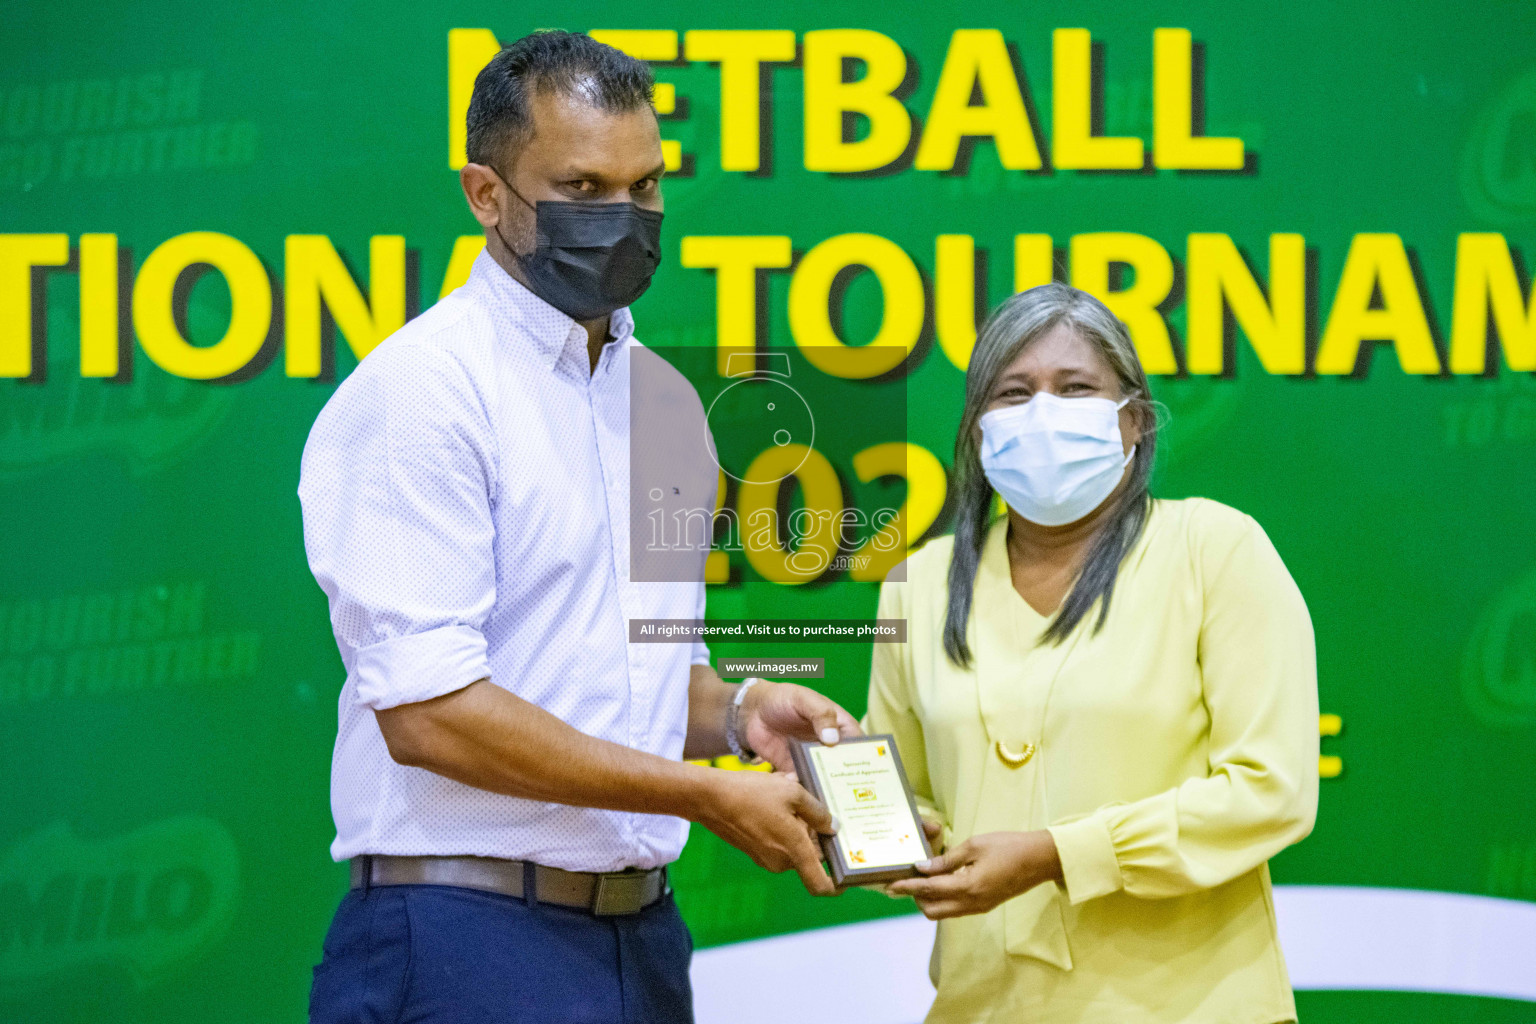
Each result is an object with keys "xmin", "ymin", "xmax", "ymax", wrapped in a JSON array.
[{"xmin": 789, "ymin": 734, "xmax": 933, "ymax": 887}]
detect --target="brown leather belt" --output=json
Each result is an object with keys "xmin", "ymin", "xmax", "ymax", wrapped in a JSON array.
[{"xmin": 350, "ymin": 855, "xmax": 669, "ymax": 916}]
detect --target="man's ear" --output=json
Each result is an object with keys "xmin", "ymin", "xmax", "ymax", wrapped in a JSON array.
[{"xmin": 460, "ymin": 163, "xmax": 503, "ymax": 229}]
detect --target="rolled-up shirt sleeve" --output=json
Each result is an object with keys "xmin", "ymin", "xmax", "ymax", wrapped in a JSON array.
[{"xmin": 299, "ymin": 341, "xmax": 499, "ymax": 710}]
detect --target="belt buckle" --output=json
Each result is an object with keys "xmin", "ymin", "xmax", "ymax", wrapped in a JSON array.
[{"xmin": 592, "ymin": 869, "xmax": 649, "ymax": 916}]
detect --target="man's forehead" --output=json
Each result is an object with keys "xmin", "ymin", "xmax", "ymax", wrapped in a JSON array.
[{"xmin": 521, "ymin": 87, "xmax": 661, "ymax": 174}]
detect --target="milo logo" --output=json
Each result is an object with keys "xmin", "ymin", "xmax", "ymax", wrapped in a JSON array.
[
  {"xmin": 0, "ymin": 816, "xmax": 240, "ymax": 992},
  {"xmin": 0, "ymin": 355, "xmax": 231, "ymax": 478},
  {"xmin": 1462, "ymin": 571, "xmax": 1536, "ymax": 729},
  {"xmin": 1461, "ymin": 68, "xmax": 1536, "ymax": 224},
  {"xmin": 1150, "ymin": 373, "xmax": 1244, "ymax": 469}
]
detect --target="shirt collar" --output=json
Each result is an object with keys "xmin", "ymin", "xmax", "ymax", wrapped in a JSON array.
[{"xmin": 467, "ymin": 248, "xmax": 637, "ymax": 372}]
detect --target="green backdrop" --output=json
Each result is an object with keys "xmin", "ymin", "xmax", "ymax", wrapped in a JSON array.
[{"xmin": 4, "ymin": 2, "xmax": 1536, "ymax": 1021}]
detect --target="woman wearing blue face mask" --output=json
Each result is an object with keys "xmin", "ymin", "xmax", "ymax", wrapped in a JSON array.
[{"xmin": 867, "ymin": 283, "xmax": 1319, "ymax": 1024}]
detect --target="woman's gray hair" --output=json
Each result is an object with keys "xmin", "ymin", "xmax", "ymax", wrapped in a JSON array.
[{"xmin": 943, "ymin": 283, "xmax": 1158, "ymax": 667}]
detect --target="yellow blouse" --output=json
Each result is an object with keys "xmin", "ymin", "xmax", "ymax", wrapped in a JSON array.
[{"xmin": 865, "ymin": 498, "xmax": 1319, "ymax": 1024}]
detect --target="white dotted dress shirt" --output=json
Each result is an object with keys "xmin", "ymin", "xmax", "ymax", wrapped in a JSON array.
[{"xmin": 299, "ymin": 250, "xmax": 712, "ymax": 872}]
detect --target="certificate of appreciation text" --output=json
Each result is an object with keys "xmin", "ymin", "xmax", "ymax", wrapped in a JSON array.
[{"xmin": 790, "ymin": 734, "xmax": 932, "ymax": 886}]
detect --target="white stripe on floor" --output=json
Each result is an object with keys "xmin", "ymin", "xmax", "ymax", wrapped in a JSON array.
[{"xmin": 689, "ymin": 886, "xmax": 1536, "ymax": 1023}]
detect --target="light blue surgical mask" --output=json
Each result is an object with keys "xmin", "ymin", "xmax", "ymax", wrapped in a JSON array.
[{"xmin": 978, "ymin": 392, "xmax": 1134, "ymax": 527}]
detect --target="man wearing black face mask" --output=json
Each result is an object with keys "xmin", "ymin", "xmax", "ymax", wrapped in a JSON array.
[
  {"xmin": 486, "ymin": 163, "xmax": 663, "ymax": 323},
  {"xmin": 299, "ymin": 30, "xmax": 859, "ymax": 1024}
]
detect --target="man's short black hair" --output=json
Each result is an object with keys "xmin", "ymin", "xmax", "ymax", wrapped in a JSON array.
[{"xmin": 466, "ymin": 31, "xmax": 655, "ymax": 172}]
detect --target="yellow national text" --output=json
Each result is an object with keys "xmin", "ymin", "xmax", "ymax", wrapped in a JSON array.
[{"xmin": 3, "ymin": 231, "xmax": 1534, "ymax": 380}]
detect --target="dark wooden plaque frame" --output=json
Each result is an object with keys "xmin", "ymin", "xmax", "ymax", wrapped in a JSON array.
[{"xmin": 789, "ymin": 733, "xmax": 934, "ymax": 887}]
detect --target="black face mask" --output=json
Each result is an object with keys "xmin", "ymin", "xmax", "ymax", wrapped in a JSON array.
[{"xmin": 492, "ymin": 169, "xmax": 663, "ymax": 321}]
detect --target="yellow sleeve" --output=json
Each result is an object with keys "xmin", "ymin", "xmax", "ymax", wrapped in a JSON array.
[
  {"xmin": 1048, "ymin": 509, "xmax": 1320, "ymax": 903},
  {"xmin": 862, "ymin": 568, "xmax": 942, "ymax": 830}
]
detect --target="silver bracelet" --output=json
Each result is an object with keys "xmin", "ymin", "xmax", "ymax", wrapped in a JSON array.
[{"xmin": 725, "ymin": 677, "xmax": 762, "ymax": 762}]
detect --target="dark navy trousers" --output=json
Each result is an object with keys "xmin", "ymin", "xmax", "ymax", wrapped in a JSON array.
[{"xmin": 309, "ymin": 884, "xmax": 695, "ymax": 1024}]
